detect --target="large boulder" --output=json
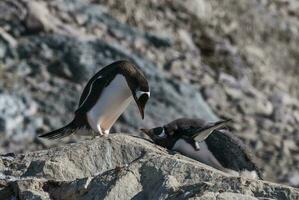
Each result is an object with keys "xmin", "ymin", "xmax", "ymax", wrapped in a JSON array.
[{"xmin": 0, "ymin": 134, "xmax": 298, "ymax": 200}]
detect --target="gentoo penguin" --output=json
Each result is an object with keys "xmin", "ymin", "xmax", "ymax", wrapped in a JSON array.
[
  {"xmin": 39, "ymin": 60, "xmax": 150, "ymax": 139},
  {"xmin": 141, "ymin": 118, "xmax": 262, "ymax": 179}
]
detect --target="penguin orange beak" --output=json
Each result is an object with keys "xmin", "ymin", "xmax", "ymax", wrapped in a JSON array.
[{"xmin": 135, "ymin": 94, "xmax": 149, "ymax": 119}]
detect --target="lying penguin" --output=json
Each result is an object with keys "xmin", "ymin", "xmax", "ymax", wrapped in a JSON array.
[
  {"xmin": 141, "ymin": 118, "xmax": 262, "ymax": 179},
  {"xmin": 39, "ymin": 60, "xmax": 150, "ymax": 139}
]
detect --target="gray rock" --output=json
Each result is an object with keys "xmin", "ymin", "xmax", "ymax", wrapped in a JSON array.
[
  {"xmin": 0, "ymin": 93, "xmax": 37, "ymax": 138},
  {"xmin": 217, "ymin": 192, "xmax": 258, "ymax": 200},
  {"xmin": 1, "ymin": 134, "xmax": 298, "ymax": 200}
]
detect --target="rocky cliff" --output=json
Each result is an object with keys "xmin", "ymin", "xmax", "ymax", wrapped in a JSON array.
[{"xmin": 1, "ymin": 134, "xmax": 298, "ymax": 200}]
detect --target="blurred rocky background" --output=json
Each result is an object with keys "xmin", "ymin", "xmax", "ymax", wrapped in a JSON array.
[{"xmin": 0, "ymin": 0, "xmax": 299, "ymax": 188}]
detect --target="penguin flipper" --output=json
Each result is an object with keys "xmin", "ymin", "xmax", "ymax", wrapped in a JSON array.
[
  {"xmin": 191, "ymin": 119, "xmax": 231, "ymax": 143},
  {"xmin": 76, "ymin": 76, "xmax": 111, "ymax": 114},
  {"xmin": 39, "ymin": 120, "xmax": 77, "ymax": 140}
]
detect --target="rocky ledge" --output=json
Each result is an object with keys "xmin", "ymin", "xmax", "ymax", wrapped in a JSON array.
[{"xmin": 0, "ymin": 134, "xmax": 298, "ymax": 200}]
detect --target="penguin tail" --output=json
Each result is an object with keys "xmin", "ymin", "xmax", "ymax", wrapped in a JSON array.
[{"xmin": 39, "ymin": 118, "xmax": 79, "ymax": 140}]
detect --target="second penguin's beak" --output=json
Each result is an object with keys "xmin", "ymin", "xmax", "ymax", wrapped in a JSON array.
[
  {"xmin": 140, "ymin": 128, "xmax": 149, "ymax": 135},
  {"xmin": 140, "ymin": 128, "xmax": 155, "ymax": 141}
]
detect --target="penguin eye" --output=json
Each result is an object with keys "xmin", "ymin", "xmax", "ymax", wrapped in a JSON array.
[
  {"xmin": 136, "ymin": 91, "xmax": 150, "ymax": 100},
  {"xmin": 153, "ymin": 127, "xmax": 167, "ymax": 138},
  {"xmin": 158, "ymin": 129, "xmax": 167, "ymax": 138}
]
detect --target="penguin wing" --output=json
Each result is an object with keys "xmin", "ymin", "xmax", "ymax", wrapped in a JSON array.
[
  {"xmin": 187, "ymin": 119, "xmax": 230, "ymax": 143},
  {"xmin": 75, "ymin": 76, "xmax": 112, "ymax": 114},
  {"xmin": 165, "ymin": 118, "xmax": 206, "ymax": 136},
  {"xmin": 77, "ymin": 63, "xmax": 119, "ymax": 108},
  {"xmin": 78, "ymin": 78, "xmax": 95, "ymax": 107}
]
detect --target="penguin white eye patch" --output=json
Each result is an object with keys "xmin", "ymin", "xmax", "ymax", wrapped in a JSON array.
[
  {"xmin": 157, "ymin": 128, "xmax": 167, "ymax": 138},
  {"xmin": 136, "ymin": 91, "xmax": 150, "ymax": 99}
]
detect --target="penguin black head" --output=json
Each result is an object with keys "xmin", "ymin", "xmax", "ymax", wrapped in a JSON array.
[
  {"xmin": 118, "ymin": 60, "xmax": 150, "ymax": 119},
  {"xmin": 140, "ymin": 127, "xmax": 175, "ymax": 149},
  {"xmin": 140, "ymin": 118, "xmax": 231, "ymax": 150},
  {"xmin": 133, "ymin": 88, "xmax": 150, "ymax": 120}
]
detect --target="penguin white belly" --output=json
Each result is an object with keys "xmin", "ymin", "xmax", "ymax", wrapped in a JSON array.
[
  {"xmin": 87, "ymin": 74, "xmax": 133, "ymax": 134},
  {"xmin": 172, "ymin": 139, "xmax": 259, "ymax": 178},
  {"xmin": 172, "ymin": 139, "xmax": 226, "ymax": 171}
]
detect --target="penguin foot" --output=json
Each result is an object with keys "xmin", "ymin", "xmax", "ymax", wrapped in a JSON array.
[
  {"xmin": 103, "ymin": 129, "xmax": 110, "ymax": 137},
  {"xmin": 97, "ymin": 124, "xmax": 105, "ymax": 136}
]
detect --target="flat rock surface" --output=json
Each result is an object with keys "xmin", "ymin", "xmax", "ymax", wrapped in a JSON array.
[{"xmin": 0, "ymin": 134, "xmax": 298, "ymax": 200}]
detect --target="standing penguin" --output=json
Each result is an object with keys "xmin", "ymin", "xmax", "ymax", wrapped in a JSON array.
[
  {"xmin": 141, "ymin": 118, "xmax": 262, "ymax": 179},
  {"xmin": 39, "ymin": 60, "xmax": 150, "ymax": 139}
]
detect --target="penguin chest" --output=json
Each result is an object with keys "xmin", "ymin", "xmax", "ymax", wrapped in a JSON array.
[
  {"xmin": 172, "ymin": 139, "xmax": 225, "ymax": 171},
  {"xmin": 87, "ymin": 74, "xmax": 133, "ymax": 132}
]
